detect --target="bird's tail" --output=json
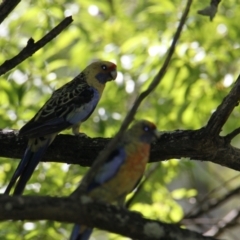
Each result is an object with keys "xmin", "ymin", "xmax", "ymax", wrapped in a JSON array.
[
  {"xmin": 70, "ymin": 224, "xmax": 92, "ymax": 240},
  {"xmin": 4, "ymin": 147, "xmax": 33, "ymax": 195},
  {"xmin": 4, "ymin": 137, "xmax": 52, "ymax": 195}
]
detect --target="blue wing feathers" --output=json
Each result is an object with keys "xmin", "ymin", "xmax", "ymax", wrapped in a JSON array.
[
  {"xmin": 70, "ymin": 225, "xmax": 80, "ymax": 240},
  {"xmin": 67, "ymin": 88, "xmax": 100, "ymax": 125},
  {"xmin": 19, "ymin": 87, "xmax": 98, "ymax": 138},
  {"xmin": 87, "ymin": 147, "xmax": 126, "ymax": 192},
  {"xmin": 19, "ymin": 118, "xmax": 71, "ymax": 138},
  {"xmin": 70, "ymin": 147, "xmax": 126, "ymax": 240}
]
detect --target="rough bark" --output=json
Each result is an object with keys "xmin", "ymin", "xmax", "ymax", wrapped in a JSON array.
[
  {"xmin": 0, "ymin": 194, "xmax": 216, "ymax": 240},
  {"xmin": 2, "ymin": 75, "xmax": 240, "ymax": 170}
]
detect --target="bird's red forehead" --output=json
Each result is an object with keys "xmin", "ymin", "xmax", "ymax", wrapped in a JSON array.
[
  {"xmin": 141, "ymin": 120, "xmax": 156, "ymax": 130},
  {"xmin": 150, "ymin": 122, "xmax": 156, "ymax": 128},
  {"xmin": 108, "ymin": 63, "xmax": 117, "ymax": 70},
  {"xmin": 149, "ymin": 122, "xmax": 156, "ymax": 129}
]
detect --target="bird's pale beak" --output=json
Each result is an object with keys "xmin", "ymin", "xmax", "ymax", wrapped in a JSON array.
[
  {"xmin": 154, "ymin": 130, "xmax": 162, "ymax": 139},
  {"xmin": 110, "ymin": 70, "xmax": 117, "ymax": 80}
]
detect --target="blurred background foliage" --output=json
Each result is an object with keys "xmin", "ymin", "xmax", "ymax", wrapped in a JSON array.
[{"xmin": 0, "ymin": 0, "xmax": 240, "ymax": 239}]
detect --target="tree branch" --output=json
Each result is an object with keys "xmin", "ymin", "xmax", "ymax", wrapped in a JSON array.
[
  {"xmin": 126, "ymin": 163, "xmax": 159, "ymax": 208},
  {"xmin": 184, "ymin": 185, "xmax": 240, "ymax": 219},
  {"xmin": 183, "ymin": 174, "xmax": 240, "ymax": 220},
  {"xmin": 197, "ymin": 0, "xmax": 221, "ymax": 21},
  {"xmin": 0, "ymin": 127, "xmax": 239, "ymax": 170},
  {"xmin": 205, "ymin": 75, "xmax": 240, "ymax": 136},
  {"xmin": 204, "ymin": 209, "xmax": 240, "ymax": 238},
  {"xmin": 0, "ymin": 194, "xmax": 217, "ymax": 240},
  {"xmin": 1, "ymin": 127, "xmax": 240, "ymax": 170},
  {"xmin": 0, "ymin": 16, "xmax": 73, "ymax": 76},
  {"xmin": 225, "ymin": 127, "xmax": 240, "ymax": 142},
  {"xmin": 2, "ymin": 90, "xmax": 240, "ymax": 172},
  {"xmin": 0, "ymin": 0, "xmax": 21, "ymax": 24}
]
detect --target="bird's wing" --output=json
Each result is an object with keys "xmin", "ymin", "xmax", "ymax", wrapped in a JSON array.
[
  {"xmin": 19, "ymin": 80, "xmax": 99, "ymax": 138},
  {"xmin": 87, "ymin": 147, "xmax": 126, "ymax": 192}
]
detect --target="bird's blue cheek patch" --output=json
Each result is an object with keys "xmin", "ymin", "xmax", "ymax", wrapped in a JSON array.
[
  {"xmin": 140, "ymin": 133, "xmax": 155, "ymax": 143},
  {"xmin": 96, "ymin": 72, "xmax": 109, "ymax": 83}
]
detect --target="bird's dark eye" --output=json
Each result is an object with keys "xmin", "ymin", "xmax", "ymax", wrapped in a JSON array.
[
  {"xmin": 101, "ymin": 64, "xmax": 107, "ymax": 70},
  {"xmin": 143, "ymin": 126, "xmax": 150, "ymax": 132}
]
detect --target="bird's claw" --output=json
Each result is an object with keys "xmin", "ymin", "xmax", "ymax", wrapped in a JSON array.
[{"xmin": 76, "ymin": 132, "xmax": 90, "ymax": 138}]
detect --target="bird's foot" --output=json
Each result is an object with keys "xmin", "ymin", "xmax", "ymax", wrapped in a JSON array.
[
  {"xmin": 131, "ymin": 210, "xmax": 143, "ymax": 218},
  {"xmin": 76, "ymin": 132, "xmax": 90, "ymax": 138}
]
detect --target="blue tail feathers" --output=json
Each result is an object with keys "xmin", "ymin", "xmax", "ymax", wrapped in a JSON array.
[
  {"xmin": 4, "ymin": 140, "xmax": 50, "ymax": 195},
  {"xmin": 4, "ymin": 147, "xmax": 33, "ymax": 195},
  {"xmin": 70, "ymin": 224, "xmax": 92, "ymax": 240}
]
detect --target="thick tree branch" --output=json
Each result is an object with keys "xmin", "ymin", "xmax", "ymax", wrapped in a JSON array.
[
  {"xmin": 2, "ymin": 74, "xmax": 240, "ymax": 174},
  {"xmin": 0, "ymin": 0, "xmax": 21, "ymax": 24},
  {"xmin": 0, "ymin": 16, "xmax": 73, "ymax": 76},
  {"xmin": 0, "ymin": 194, "xmax": 216, "ymax": 240},
  {"xmin": 1, "ymin": 126, "xmax": 240, "ymax": 170}
]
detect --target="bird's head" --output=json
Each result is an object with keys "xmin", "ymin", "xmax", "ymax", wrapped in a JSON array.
[
  {"xmin": 85, "ymin": 61, "xmax": 117, "ymax": 86},
  {"xmin": 127, "ymin": 120, "xmax": 160, "ymax": 144}
]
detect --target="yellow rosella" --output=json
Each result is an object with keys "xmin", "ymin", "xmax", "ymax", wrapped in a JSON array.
[
  {"xmin": 5, "ymin": 61, "xmax": 117, "ymax": 195},
  {"xmin": 70, "ymin": 120, "xmax": 159, "ymax": 240}
]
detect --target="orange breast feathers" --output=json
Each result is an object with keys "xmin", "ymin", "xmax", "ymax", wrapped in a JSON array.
[{"xmin": 89, "ymin": 142, "xmax": 150, "ymax": 202}]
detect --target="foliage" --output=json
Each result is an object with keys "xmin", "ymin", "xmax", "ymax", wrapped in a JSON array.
[{"xmin": 0, "ymin": 0, "xmax": 240, "ymax": 239}]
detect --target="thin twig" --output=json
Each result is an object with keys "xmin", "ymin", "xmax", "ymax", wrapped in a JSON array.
[
  {"xmin": 184, "ymin": 185, "xmax": 240, "ymax": 220},
  {"xmin": 197, "ymin": 0, "xmax": 222, "ymax": 21},
  {"xmin": 0, "ymin": 16, "xmax": 73, "ymax": 76},
  {"xmin": 0, "ymin": 0, "xmax": 21, "ymax": 24},
  {"xmin": 73, "ymin": 0, "xmax": 193, "ymax": 196},
  {"xmin": 205, "ymin": 75, "xmax": 240, "ymax": 136},
  {"xmin": 184, "ymin": 174, "xmax": 240, "ymax": 218},
  {"xmin": 125, "ymin": 163, "xmax": 159, "ymax": 208},
  {"xmin": 204, "ymin": 209, "xmax": 240, "ymax": 238},
  {"xmin": 225, "ymin": 127, "xmax": 240, "ymax": 142}
]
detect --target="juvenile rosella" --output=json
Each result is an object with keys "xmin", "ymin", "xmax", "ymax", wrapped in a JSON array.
[
  {"xmin": 4, "ymin": 61, "xmax": 117, "ymax": 195},
  {"xmin": 70, "ymin": 120, "xmax": 159, "ymax": 240}
]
